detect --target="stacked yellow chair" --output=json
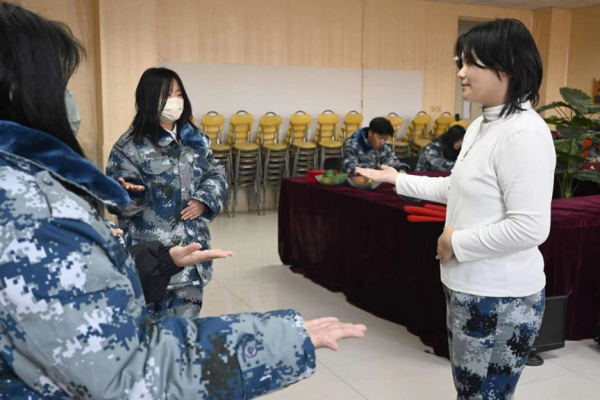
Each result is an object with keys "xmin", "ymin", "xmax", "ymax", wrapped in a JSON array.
[
  {"xmin": 228, "ymin": 111, "xmax": 260, "ymax": 216},
  {"xmin": 286, "ymin": 111, "xmax": 317, "ymax": 177},
  {"xmin": 386, "ymin": 113, "xmax": 408, "ymax": 157},
  {"xmin": 256, "ymin": 112, "xmax": 287, "ymax": 215},
  {"xmin": 200, "ymin": 111, "xmax": 232, "ymax": 216},
  {"xmin": 450, "ymin": 119, "xmax": 469, "ymax": 130},
  {"xmin": 405, "ymin": 111, "xmax": 432, "ymax": 155},
  {"xmin": 412, "ymin": 112, "xmax": 453, "ymax": 154},
  {"xmin": 340, "ymin": 111, "xmax": 364, "ymax": 143},
  {"xmin": 314, "ymin": 110, "xmax": 342, "ymax": 169}
]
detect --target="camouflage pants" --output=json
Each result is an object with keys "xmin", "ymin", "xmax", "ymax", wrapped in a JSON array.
[
  {"xmin": 444, "ymin": 285, "xmax": 545, "ymax": 400},
  {"xmin": 147, "ymin": 285, "xmax": 204, "ymax": 320}
]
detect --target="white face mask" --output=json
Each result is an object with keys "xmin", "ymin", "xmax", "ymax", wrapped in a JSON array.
[
  {"xmin": 159, "ymin": 97, "xmax": 184, "ymax": 124},
  {"xmin": 65, "ymin": 89, "xmax": 81, "ymax": 136}
]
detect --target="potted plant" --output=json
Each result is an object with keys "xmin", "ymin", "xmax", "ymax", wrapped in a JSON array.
[{"xmin": 536, "ymin": 87, "xmax": 600, "ymax": 198}]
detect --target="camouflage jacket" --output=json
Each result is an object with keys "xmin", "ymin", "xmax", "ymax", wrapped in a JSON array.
[
  {"xmin": 106, "ymin": 123, "xmax": 227, "ymax": 289},
  {"xmin": 0, "ymin": 121, "xmax": 315, "ymax": 399},
  {"xmin": 415, "ymin": 140, "xmax": 456, "ymax": 172},
  {"xmin": 342, "ymin": 127, "xmax": 410, "ymax": 174}
]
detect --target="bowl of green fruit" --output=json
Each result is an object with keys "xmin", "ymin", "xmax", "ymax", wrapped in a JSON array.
[
  {"xmin": 315, "ymin": 170, "xmax": 348, "ymax": 186},
  {"xmin": 347, "ymin": 176, "xmax": 381, "ymax": 190}
]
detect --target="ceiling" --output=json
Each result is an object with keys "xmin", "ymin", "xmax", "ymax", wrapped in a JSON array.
[{"xmin": 426, "ymin": 0, "xmax": 600, "ymax": 10}]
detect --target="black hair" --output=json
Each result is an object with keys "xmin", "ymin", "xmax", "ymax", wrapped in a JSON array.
[
  {"xmin": 129, "ymin": 67, "xmax": 195, "ymax": 144},
  {"xmin": 0, "ymin": 1, "xmax": 86, "ymax": 156},
  {"xmin": 455, "ymin": 18, "xmax": 543, "ymax": 117},
  {"xmin": 369, "ymin": 117, "xmax": 394, "ymax": 136},
  {"xmin": 436, "ymin": 125, "xmax": 466, "ymax": 161}
]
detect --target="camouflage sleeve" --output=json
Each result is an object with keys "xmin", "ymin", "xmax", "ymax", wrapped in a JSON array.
[
  {"xmin": 422, "ymin": 145, "xmax": 455, "ymax": 172},
  {"xmin": 0, "ymin": 217, "xmax": 316, "ymax": 399},
  {"xmin": 105, "ymin": 144, "xmax": 149, "ymax": 218},
  {"xmin": 193, "ymin": 149, "xmax": 228, "ymax": 222},
  {"xmin": 382, "ymin": 146, "xmax": 410, "ymax": 172},
  {"xmin": 342, "ymin": 143, "xmax": 371, "ymax": 174}
]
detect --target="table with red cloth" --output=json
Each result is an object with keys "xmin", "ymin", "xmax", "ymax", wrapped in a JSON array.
[{"xmin": 278, "ymin": 174, "xmax": 600, "ymax": 358}]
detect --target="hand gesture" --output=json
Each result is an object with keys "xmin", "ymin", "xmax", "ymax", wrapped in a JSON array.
[
  {"xmin": 355, "ymin": 165, "xmax": 399, "ymax": 184},
  {"xmin": 436, "ymin": 226, "xmax": 455, "ymax": 264},
  {"xmin": 181, "ymin": 199, "xmax": 205, "ymax": 220},
  {"xmin": 169, "ymin": 243, "xmax": 234, "ymax": 267},
  {"xmin": 118, "ymin": 177, "xmax": 145, "ymax": 193},
  {"xmin": 305, "ymin": 317, "xmax": 367, "ymax": 351}
]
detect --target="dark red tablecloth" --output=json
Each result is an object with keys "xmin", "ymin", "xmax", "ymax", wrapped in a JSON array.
[{"xmin": 278, "ymin": 175, "xmax": 600, "ymax": 358}]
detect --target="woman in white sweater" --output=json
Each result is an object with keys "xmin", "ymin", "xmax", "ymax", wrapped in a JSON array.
[{"xmin": 357, "ymin": 19, "xmax": 555, "ymax": 400}]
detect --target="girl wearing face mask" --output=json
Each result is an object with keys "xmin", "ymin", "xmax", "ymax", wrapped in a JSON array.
[
  {"xmin": 107, "ymin": 67, "xmax": 228, "ymax": 319},
  {"xmin": 357, "ymin": 19, "xmax": 555, "ymax": 399}
]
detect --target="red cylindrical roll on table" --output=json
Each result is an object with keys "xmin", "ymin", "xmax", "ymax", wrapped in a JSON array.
[
  {"xmin": 403, "ymin": 206, "xmax": 446, "ymax": 219},
  {"xmin": 407, "ymin": 215, "xmax": 445, "ymax": 223}
]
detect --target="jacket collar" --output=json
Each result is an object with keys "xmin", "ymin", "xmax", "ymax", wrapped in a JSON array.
[
  {"xmin": 0, "ymin": 121, "xmax": 129, "ymax": 208},
  {"xmin": 353, "ymin": 127, "xmax": 387, "ymax": 153},
  {"xmin": 156, "ymin": 123, "xmax": 209, "ymax": 157}
]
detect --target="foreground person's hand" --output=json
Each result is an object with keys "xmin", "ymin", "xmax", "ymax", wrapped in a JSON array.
[
  {"xmin": 305, "ymin": 317, "xmax": 367, "ymax": 351},
  {"xmin": 169, "ymin": 243, "xmax": 234, "ymax": 267},
  {"xmin": 355, "ymin": 165, "xmax": 398, "ymax": 184}
]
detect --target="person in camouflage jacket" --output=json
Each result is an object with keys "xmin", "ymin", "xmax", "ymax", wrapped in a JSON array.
[
  {"xmin": 0, "ymin": 120, "xmax": 365, "ymax": 399},
  {"xmin": 106, "ymin": 68, "xmax": 228, "ymax": 319},
  {"xmin": 343, "ymin": 117, "xmax": 410, "ymax": 175},
  {"xmin": 0, "ymin": 4, "xmax": 366, "ymax": 396},
  {"xmin": 416, "ymin": 125, "xmax": 465, "ymax": 172}
]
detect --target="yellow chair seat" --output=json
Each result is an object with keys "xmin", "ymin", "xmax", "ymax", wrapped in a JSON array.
[
  {"xmin": 390, "ymin": 140, "xmax": 409, "ymax": 147},
  {"xmin": 262, "ymin": 143, "xmax": 288, "ymax": 151},
  {"xmin": 233, "ymin": 143, "xmax": 260, "ymax": 151},
  {"xmin": 211, "ymin": 144, "xmax": 231, "ymax": 152},
  {"xmin": 291, "ymin": 141, "xmax": 317, "ymax": 149},
  {"xmin": 318, "ymin": 140, "xmax": 343, "ymax": 149},
  {"xmin": 413, "ymin": 138, "xmax": 431, "ymax": 148}
]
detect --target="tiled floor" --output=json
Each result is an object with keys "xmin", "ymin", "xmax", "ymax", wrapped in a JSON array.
[{"xmin": 206, "ymin": 212, "xmax": 600, "ymax": 400}]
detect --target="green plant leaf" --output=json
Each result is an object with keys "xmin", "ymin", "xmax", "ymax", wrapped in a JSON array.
[
  {"xmin": 556, "ymin": 152, "xmax": 585, "ymax": 173},
  {"xmin": 560, "ymin": 87, "xmax": 593, "ymax": 114},
  {"xmin": 556, "ymin": 124, "xmax": 591, "ymax": 138},
  {"xmin": 536, "ymin": 101, "xmax": 573, "ymax": 114},
  {"xmin": 574, "ymin": 170, "xmax": 600, "ymax": 184},
  {"xmin": 543, "ymin": 116, "xmax": 567, "ymax": 125},
  {"xmin": 571, "ymin": 115, "xmax": 597, "ymax": 129},
  {"xmin": 554, "ymin": 139, "xmax": 577, "ymax": 153},
  {"xmin": 580, "ymin": 132, "xmax": 600, "ymax": 141}
]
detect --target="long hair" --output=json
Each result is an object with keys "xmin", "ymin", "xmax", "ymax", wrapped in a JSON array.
[
  {"xmin": 455, "ymin": 18, "xmax": 543, "ymax": 118},
  {"xmin": 129, "ymin": 68, "xmax": 195, "ymax": 144},
  {"xmin": 436, "ymin": 125, "xmax": 466, "ymax": 162},
  {"xmin": 0, "ymin": 1, "xmax": 86, "ymax": 157}
]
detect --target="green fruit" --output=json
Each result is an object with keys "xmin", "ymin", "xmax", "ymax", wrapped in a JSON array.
[
  {"xmin": 323, "ymin": 169, "xmax": 337, "ymax": 178},
  {"xmin": 321, "ymin": 177, "xmax": 334, "ymax": 185}
]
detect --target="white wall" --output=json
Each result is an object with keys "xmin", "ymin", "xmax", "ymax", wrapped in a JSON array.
[{"xmin": 161, "ymin": 62, "xmax": 423, "ymax": 141}]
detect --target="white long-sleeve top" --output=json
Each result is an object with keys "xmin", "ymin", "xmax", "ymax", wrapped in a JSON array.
[{"xmin": 396, "ymin": 102, "xmax": 556, "ymax": 297}]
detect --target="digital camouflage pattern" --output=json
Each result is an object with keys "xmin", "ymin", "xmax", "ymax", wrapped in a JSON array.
[
  {"xmin": 444, "ymin": 285, "xmax": 545, "ymax": 400},
  {"xmin": 106, "ymin": 123, "xmax": 228, "ymax": 315},
  {"xmin": 342, "ymin": 127, "xmax": 410, "ymax": 174},
  {"xmin": 0, "ymin": 121, "xmax": 316, "ymax": 399},
  {"xmin": 416, "ymin": 140, "xmax": 456, "ymax": 172}
]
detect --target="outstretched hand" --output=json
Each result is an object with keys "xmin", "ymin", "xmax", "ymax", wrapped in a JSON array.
[
  {"xmin": 355, "ymin": 165, "xmax": 399, "ymax": 185},
  {"xmin": 118, "ymin": 177, "xmax": 145, "ymax": 193},
  {"xmin": 169, "ymin": 243, "xmax": 234, "ymax": 267},
  {"xmin": 305, "ymin": 317, "xmax": 367, "ymax": 351}
]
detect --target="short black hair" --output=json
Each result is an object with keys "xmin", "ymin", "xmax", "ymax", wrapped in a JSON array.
[
  {"xmin": 369, "ymin": 117, "xmax": 394, "ymax": 136},
  {"xmin": 455, "ymin": 18, "xmax": 543, "ymax": 117}
]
